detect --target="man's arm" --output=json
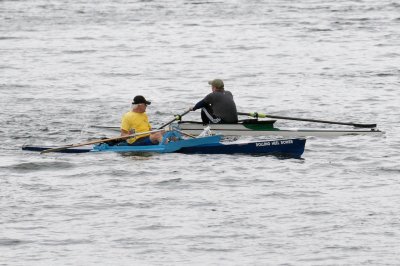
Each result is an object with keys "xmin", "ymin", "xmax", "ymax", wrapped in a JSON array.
[{"xmin": 191, "ymin": 99, "xmax": 207, "ymax": 111}]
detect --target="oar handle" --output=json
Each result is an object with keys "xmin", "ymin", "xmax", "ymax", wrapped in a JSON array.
[
  {"xmin": 40, "ymin": 129, "xmax": 163, "ymax": 154},
  {"xmin": 174, "ymin": 129, "xmax": 196, "ymax": 139},
  {"xmin": 158, "ymin": 109, "xmax": 191, "ymax": 129},
  {"xmin": 238, "ymin": 112, "xmax": 377, "ymax": 128}
]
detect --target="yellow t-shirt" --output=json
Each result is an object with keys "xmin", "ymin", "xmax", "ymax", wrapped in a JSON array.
[{"xmin": 121, "ymin": 111, "xmax": 152, "ymax": 144}]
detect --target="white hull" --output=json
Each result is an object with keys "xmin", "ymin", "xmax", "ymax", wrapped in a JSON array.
[{"xmin": 176, "ymin": 123, "xmax": 384, "ymax": 137}]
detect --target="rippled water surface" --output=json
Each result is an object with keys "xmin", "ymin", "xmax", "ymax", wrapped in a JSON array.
[{"xmin": 1, "ymin": 0, "xmax": 400, "ymax": 265}]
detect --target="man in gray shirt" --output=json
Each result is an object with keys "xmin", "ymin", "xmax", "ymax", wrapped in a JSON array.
[{"xmin": 191, "ymin": 79, "xmax": 238, "ymax": 124}]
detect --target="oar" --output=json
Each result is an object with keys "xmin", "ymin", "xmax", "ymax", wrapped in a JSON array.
[
  {"xmin": 174, "ymin": 129, "xmax": 196, "ymax": 138},
  {"xmin": 91, "ymin": 125, "xmax": 119, "ymax": 130},
  {"xmin": 40, "ymin": 129, "xmax": 163, "ymax": 154},
  {"xmin": 238, "ymin": 112, "xmax": 377, "ymax": 128},
  {"xmin": 158, "ymin": 109, "xmax": 191, "ymax": 129}
]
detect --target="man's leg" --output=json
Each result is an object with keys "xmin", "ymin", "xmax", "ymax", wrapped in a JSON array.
[
  {"xmin": 150, "ymin": 132, "xmax": 164, "ymax": 144},
  {"xmin": 200, "ymin": 106, "xmax": 221, "ymax": 124}
]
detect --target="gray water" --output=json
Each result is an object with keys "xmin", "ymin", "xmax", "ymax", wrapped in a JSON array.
[{"xmin": 1, "ymin": 0, "xmax": 400, "ymax": 265}]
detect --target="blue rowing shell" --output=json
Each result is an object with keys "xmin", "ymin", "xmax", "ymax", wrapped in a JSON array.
[
  {"xmin": 179, "ymin": 138, "xmax": 306, "ymax": 157},
  {"xmin": 93, "ymin": 135, "xmax": 222, "ymax": 153},
  {"xmin": 22, "ymin": 137, "xmax": 306, "ymax": 157}
]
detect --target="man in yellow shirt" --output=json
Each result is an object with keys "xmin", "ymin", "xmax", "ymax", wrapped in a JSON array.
[{"xmin": 120, "ymin": 95, "xmax": 163, "ymax": 145}]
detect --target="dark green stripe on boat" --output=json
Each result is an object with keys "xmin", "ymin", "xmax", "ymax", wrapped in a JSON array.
[{"xmin": 242, "ymin": 119, "xmax": 278, "ymax": 130}]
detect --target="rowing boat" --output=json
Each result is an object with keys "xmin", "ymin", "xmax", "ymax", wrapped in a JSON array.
[
  {"xmin": 175, "ymin": 119, "xmax": 383, "ymax": 137},
  {"xmin": 94, "ymin": 119, "xmax": 383, "ymax": 137},
  {"xmin": 22, "ymin": 131, "xmax": 306, "ymax": 158}
]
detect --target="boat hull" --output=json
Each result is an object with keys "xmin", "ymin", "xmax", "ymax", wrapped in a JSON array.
[
  {"xmin": 178, "ymin": 138, "xmax": 306, "ymax": 158},
  {"xmin": 176, "ymin": 121, "xmax": 383, "ymax": 137},
  {"xmin": 22, "ymin": 138, "xmax": 306, "ymax": 157}
]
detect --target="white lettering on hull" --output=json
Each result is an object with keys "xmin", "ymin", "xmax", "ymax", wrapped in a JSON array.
[
  {"xmin": 256, "ymin": 142, "xmax": 271, "ymax": 147},
  {"xmin": 255, "ymin": 139, "xmax": 293, "ymax": 147}
]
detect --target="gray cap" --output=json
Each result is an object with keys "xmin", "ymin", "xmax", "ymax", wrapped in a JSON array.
[{"xmin": 208, "ymin": 79, "xmax": 224, "ymax": 89}]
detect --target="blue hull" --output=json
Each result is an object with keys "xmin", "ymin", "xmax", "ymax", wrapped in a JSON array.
[
  {"xmin": 93, "ymin": 135, "xmax": 222, "ymax": 153},
  {"xmin": 22, "ymin": 138, "xmax": 306, "ymax": 157},
  {"xmin": 178, "ymin": 138, "xmax": 306, "ymax": 157}
]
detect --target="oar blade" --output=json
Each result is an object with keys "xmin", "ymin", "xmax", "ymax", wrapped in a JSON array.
[{"xmin": 352, "ymin": 123, "xmax": 377, "ymax": 128}]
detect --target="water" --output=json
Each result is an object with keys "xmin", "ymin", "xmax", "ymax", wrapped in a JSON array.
[{"xmin": 1, "ymin": 0, "xmax": 400, "ymax": 265}]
